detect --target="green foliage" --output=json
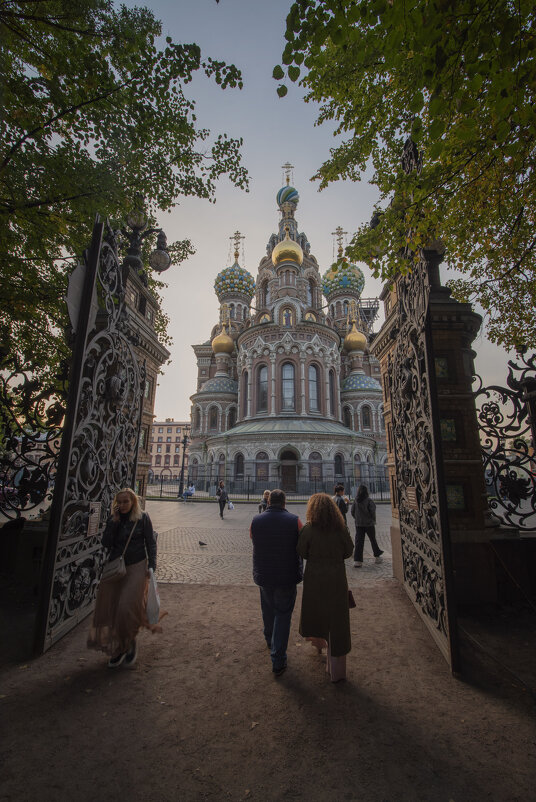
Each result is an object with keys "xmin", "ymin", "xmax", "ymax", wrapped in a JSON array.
[
  {"xmin": 275, "ymin": 0, "xmax": 536, "ymax": 350},
  {"xmin": 0, "ymin": 0, "xmax": 248, "ymax": 385}
]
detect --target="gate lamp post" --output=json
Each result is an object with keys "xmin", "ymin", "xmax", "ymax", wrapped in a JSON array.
[
  {"xmin": 178, "ymin": 433, "xmax": 189, "ymax": 498},
  {"xmin": 122, "ymin": 204, "xmax": 172, "ymax": 283}
]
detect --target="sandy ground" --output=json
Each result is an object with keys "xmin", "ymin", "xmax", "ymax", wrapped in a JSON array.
[{"xmin": 1, "ymin": 579, "xmax": 535, "ymax": 802}]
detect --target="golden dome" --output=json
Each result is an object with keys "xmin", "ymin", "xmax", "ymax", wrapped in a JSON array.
[
  {"xmin": 211, "ymin": 324, "xmax": 234, "ymax": 354},
  {"xmin": 271, "ymin": 228, "xmax": 303, "ymax": 266},
  {"xmin": 344, "ymin": 322, "xmax": 367, "ymax": 352}
]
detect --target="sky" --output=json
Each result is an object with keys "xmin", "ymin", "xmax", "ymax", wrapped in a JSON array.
[{"xmin": 124, "ymin": 0, "xmax": 516, "ymax": 421}]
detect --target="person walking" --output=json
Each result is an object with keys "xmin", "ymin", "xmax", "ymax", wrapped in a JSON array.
[
  {"xmin": 297, "ymin": 493, "xmax": 354, "ymax": 682},
  {"xmin": 351, "ymin": 484, "xmax": 384, "ymax": 567},
  {"xmin": 332, "ymin": 483, "xmax": 349, "ymax": 526},
  {"xmin": 216, "ymin": 480, "xmax": 228, "ymax": 519},
  {"xmin": 87, "ymin": 487, "xmax": 158, "ymax": 668},
  {"xmin": 250, "ymin": 489, "xmax": 303, "ymax": 677},
  {"xmin": 258, "ymin": 488, "xmax": 270, "ymax": 514}
]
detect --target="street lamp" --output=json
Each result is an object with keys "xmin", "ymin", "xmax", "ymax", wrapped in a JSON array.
[
  {"xmin": 122, "ymin": 200, "xmax": 172, "ymax": 283},
  {"xmin": 178, "ymin": 433, "xmax": 189, "ymax": 498}
]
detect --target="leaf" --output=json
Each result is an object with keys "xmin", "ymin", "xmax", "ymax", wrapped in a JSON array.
[
  {"xmin": 277, "ymin": 84, "xmax": 288, "ymax": 98},
  {"xmin": 272, "ymin": 65, "xmax": 284, "ymax": 80},
  {"xmin": 288, "ymin": 65, "xmax": 301, "ymax": 82}
]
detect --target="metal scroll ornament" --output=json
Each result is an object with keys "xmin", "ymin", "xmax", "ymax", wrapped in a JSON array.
[
  {"xmin": 389, "ymin": 253, "xmax": 453, "ymax": 661},
  {"xmin": 37, "ymin": 220, "xmax": 145, "ymax": 650},
  {"xmin": 473, "ymin": 351, "xmax": 536, "ymax": 530}
]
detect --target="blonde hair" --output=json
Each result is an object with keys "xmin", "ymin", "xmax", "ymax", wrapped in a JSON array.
[
  {"xmin": 306, "ymin": 492, "xmax": 345, "ymax": 532},
  {"xmin": 112, "ymin": 487, "xmax": 143, "ymax": 522},
  {"xmin": 263, "ymin": 489, "xmax": 270, "ymax": 500}
]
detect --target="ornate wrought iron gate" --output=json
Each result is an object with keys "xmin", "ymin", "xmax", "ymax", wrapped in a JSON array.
[
  {"xmin": 389, "ymin": 253, "xmax": 459, "ymax": 671},
  {"xmin": 34, "ymin": 219, "xmax": 145, "ymax": 653}
]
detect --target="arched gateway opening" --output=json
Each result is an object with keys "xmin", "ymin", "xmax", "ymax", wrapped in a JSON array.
[{"xmin": 279, "ymin": 449, "xmax": 298, "ymax": 492}]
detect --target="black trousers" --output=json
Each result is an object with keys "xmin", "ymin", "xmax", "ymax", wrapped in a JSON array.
[{"xmin": 354, "ymin": 525, "xmax": 381, "ymax": 561}]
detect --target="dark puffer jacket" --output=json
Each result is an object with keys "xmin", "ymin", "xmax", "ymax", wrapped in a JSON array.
[
  {"xmin": 102, "ymin": 512, "xmax": 157, "ymax": 570},
  {"xmin": 251, "ymin": 506, "xmax": 303, "ymax": 587}
]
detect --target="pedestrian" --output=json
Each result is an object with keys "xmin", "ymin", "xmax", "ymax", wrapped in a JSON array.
[
  {"xmin": 258, "ymin": 488, "xmax": 270, "ymax": 514},
  {"xmin": 332, "ymin": 483, "xmax": 349, "ymax": 526},
  {"xmin": 350, "ymin": 484, "xmax": 384, "ymax": 567},
  {"xmin": 250, "ymin": 489, "xmax": 303, "ymax": 677},
  {"xmin": 87, "ymin": 487, "xmax": 159, "ymax": 668},
  {"xmin": 297, "ymin": 493, "xmax": 354, "ymax": 682},
  {"xmin": 216, "ymin": 480, "xmax": 228, "ymax": 518}
]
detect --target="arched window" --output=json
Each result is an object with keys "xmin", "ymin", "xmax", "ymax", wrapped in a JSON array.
[
  {"xmin": 282, "ymin": 308, "xmax": 292, "ymax": 327},
  {"xmin": 155, "ymin": 455, "xmax": 161, "ymax": 466},
  {"xmin": 209, "ymin": 406, "xmax": 218, "ymax": 430},
  {"xmin": 234, "ymin": 452, "xmax": 244, "ymax": 477},
  {"xmin": 281, "ymin": 362, "xmax": 295, "ymax": 411},
  {"xmin": 343, "ymin": 406, "xmax": 352, "ymax": 429},
  {"xmin": 173, "ymin": 455, "xmax": 180, "ymax": 465},
  {"xmin": 354, "ymin": 454, "xmax": 362, "ymax": 482},
  {"xmin": 256, "ymin": 451, "xmax": 269, "ymax": 483},
  {"xmin": 164, "ymin": 454, "xmax": 170, "ymax": 465},
  {"xmin": 257, "ymin": 365, "xmax": 268, "ymax": 413},
  {"xmin": 218, "ymin": 454, "xmax": 225, "ymax": 479},
  {"xmin": 242, "ymin": 371, "xmax": 248, "ymax": 418},
  {"xmin": 334, "ymin": 453, "xmax": 344, "ymax": 477},
  {"xmin": 343, "ymin": 300, "xmax": 349, "ymax": 316},
  {"xmin": 308, "ymin": 364, "xmax": 320, "ymax": 412},
  {"xmin": 336, "ymin": 301, "xmax": 342, "ymax": 318},
  {"xmin": 362, "ymin": 405, "xmax": 372, "ymax": 429},
  {"xmin": 191, "ymin": 459, "xmax": 199, "ymax": 482},
  {"xmin": 228, "ymin": 407, "xmax": 237, "ymax": 429},
  {"xmin": 329, "ymin": 369, "xmax": 336, "ymax": 416},
  {"xmin": 194, "ymin": 407, "xmax": 201, "ymax": 430},
  {"xmin": 229, "ymin": 303, "xmax": 235, "ymax": 319},
  {"xmin": 309, "ymin": 452, "xmax": 322, "ymax": 481}
]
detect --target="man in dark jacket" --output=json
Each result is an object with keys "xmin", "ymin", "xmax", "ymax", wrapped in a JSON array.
[{"xmin": 250, "ymin": 489, "xmax": 303, "ymax": 676}]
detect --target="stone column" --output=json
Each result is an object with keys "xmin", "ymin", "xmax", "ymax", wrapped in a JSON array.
[
  {"xmin": 270, "ymin": 353, "xmax": 276, "ymax": 416},
  {"xmin": 300, "ymin": 356, "xmax": 306, "ymax": 415}
]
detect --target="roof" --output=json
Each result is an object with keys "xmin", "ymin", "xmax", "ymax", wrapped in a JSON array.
[
  {"xmin": 342, "ymin": 373, "xmax": 382, "ymax": 392},
  {"xmin": 197, "ymin": 377, "xmax": 238, "ymax": 394},
  {"xmin": 216, "ymin": 418, "xmax": 362, "ymax": 437}
]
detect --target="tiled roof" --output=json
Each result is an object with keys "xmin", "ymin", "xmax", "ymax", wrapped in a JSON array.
[
  {"xmin": 342, "ymin": 373, "xmax": 382, "ymax": 392},
  {"xmin": 198, "ymin": 377, "xmax": 238, "ymax": 394}
]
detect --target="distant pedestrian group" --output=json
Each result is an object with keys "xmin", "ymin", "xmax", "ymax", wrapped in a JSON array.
[{"xmin": 250, "ymin": 484, "xmax": 384, "ymax": 683}]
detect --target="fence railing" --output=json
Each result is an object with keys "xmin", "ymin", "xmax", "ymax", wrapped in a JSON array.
[{"xmin": 147, "ymin": 471, "xmax": 390, "ymax": 503}]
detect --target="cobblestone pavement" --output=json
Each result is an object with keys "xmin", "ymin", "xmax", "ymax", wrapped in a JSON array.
[{"xmin": 146, "ymin": 499, "xmax": 394, "ymax": 587}]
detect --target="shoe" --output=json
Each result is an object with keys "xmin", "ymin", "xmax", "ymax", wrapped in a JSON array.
[
  {"xmin": 273, "ymin": 664, "xmax": 287, "ymax": 677},
  {"xmin": 108, "ymin": 652, "xmax": 126, "ymax": 668},
  {"xmin": 353, "ymin": 561, "xmax": 362, "ymax": 567},
  {"xmin": 375, "ymin": 553, "xmax": 383, "ymax": 563},
  {"xmin": 220, "ymin": 514, "xmax": 223, "ymax": 519},
  {"xmin": 123, "ymin": 640, "xmax": 137, "ymax": 668}
]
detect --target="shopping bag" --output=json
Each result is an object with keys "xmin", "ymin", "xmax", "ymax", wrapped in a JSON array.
[
  {"xmin": 228, "ymin": 501, "xmax": 234, "ymax": 510},
  {"xmin": 146, "ymin": 568, "xmax": 161, "ymax": 625}
]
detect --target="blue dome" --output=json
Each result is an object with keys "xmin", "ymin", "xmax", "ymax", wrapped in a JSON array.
[
  {"xmin": 322, "ymin": 257, "xmax": 365, "ymax": 299},
  {"xmin": 214, "ymin": 262, "xmax": 255, "ymax": 301},
  {"xmin": 198, "ymin": 377, "xmax": 238, "ymax": 394},
  {"xmin": 276, "ymin": 185, "xmax": 299, "ymax": 206},
  {"xmin": 342, "ymin": 373, "xmax": 382, "ymax": 392}
]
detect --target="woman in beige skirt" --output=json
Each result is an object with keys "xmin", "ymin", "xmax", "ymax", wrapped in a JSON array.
[{"xmin": 87, "ymin": 488, "xmax": 159, "ymax": 668}]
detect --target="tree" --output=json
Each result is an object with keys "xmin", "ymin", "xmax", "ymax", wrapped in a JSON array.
[
  {"xmin": 0, "ymin": 0, "xmax": 248, "ymax": 384},
  {"xmin": 274, "ymin": 0, "xmax": 536, "ymax": 350}
]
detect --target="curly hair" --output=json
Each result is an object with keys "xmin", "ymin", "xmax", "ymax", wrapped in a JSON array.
[
  {"xmin": 306, "ymin": 492, "xmax": 346, "ymax": 532},
  {"xmin": 111, "ymin": 487, "xmax": 143, "ymax": 522}
]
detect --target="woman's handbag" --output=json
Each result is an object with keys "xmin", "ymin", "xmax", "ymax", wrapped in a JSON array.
[
  {"xmin": 101, "ymin": 521, "xmax": 137, "ymax": 583},
  {"xmin": 348, "ymin": 589, "xmax": 356, "ymax": 609}
]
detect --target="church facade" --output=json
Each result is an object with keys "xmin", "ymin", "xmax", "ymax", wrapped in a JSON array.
[{"xmin": 187, "ymin": 184, "xmax": 388, "ymax": 496}]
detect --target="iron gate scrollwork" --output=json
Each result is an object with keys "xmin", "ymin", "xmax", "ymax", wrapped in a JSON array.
[
  {"xmin": 35, "ymin": 218, "xmax": 145, "ymax": 652},
  {"xmin": 389, "ymin": 252, "xmax": 458, "ymax": 669}
]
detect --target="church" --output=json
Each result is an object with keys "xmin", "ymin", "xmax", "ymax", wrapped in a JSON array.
[{"xmin": 187, "ymin": 179, "xmax": 388, "ymax": 496}]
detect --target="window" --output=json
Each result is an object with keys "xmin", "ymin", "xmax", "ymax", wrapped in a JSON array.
[
  {"xmin": 138, "ymin": 295, "xmax": 147, "ymax": 316},
  {"xmin": 235, "ymin": 453, "xmax": 244, "ymax": 477},
  {"xmin": 175, "ymin": 445, "xmax": 180, "ymax": 453},
  {"xmin": 209, "ymin": 407, "xmax": 218, "ymax": 430},
  {"xmin": 146, "ymin": 307, "xmax": 154, "ymax": 324},
  {"xmin": 228, "ymin": 407, "xmax": 237, "ymax": 429},
  {"xmin": 329, "ymin": 370, "xmax": 336, "ymax": 415},
  {"xmin": 195, "ymin": 408, "xmax": 201, "ymax": 429},
  {"xmin": 164, "ymin": 454, "xmax": 170, "ymax": 465},
  {"xmin": 166, "ymin": 445, "xmax": 170, "ymax": 453},
  {"xmin": 256, "ymin": 452, "xmax": 268, "ymax": 483},
  {"xmin": 167, "ymin": 427, "xmax": 172, "ymax": 433},
  {"xmin": 281, "ymin": 362, "xmax": 295, "ymax": 411},
  {"xmin": 334, "ymin": 453, "xmax": 344, "ymax": 476},
  {"xmin": 218, "ymin": 454, "xmax": 225, "ymax": 479},
  {"xmin": 157, "ymin": 436, "xmax": 162, "ymax": 442},
  {"xmin": 144, "ymin": 378, "xmax": 152, "ymax": 401},
  {"xmin": 309, "ymin": 452, "xmax": 322, "ymax": 481},
  {"xmin": 242, "ymin": 371, "xmax": 249, "ymax": 418},
  {"xmin": 176, "ymin": 427, "xmax": 181, "ymax": 433},
  {"xmin": 157, "ymin": 445, "xmax": 162, "ymax": 453},
  {"xmin": 166, "ymin": 437, "xmax": 171, "ymax": 442},
  {"xmin": 362, "ymin": 406, "xmax": 372, "ymax": 429},
  {"xmin": 344, "ymin": 407, "xmax": 353, "ymax": 429},
  {"xmin": 155, "ymin": 455, "xmax": 161, "ymax": 466},
  {"xmin": 158, "ymin": 427, "xmax": 163, "ymax": 433},
  {"xmin": 257, "ymin": 365, "xmax": 268, "ymax": 413},
  {"xmin": 308, "ymin": 364, "xmax": 320, "ymax": 412},
  {"xmin": 173, "ymin": 455, "xmax": 180, "ymax": 465},
  {"xmin": 230, "ymin": 303, "xmax": 235, "ymax": 319}
]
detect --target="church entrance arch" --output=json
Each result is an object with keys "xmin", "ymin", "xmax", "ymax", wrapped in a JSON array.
[{"xmin": 279, "ymin": 449, "xmax": 298, "ymax": 492}]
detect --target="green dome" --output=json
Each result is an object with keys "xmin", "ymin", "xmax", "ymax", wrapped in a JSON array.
[
  {"xmin": 214, "ymin": 261, "xmax": 255, "ymax": 301},
  {"xmin": 322, "ymin": 257, "xmax": 365, "ymax": 300}
]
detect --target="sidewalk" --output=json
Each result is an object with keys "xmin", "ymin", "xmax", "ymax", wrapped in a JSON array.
[{"xmin": 0, "ymin": 502, "xmax": 534, "ymax": 802}]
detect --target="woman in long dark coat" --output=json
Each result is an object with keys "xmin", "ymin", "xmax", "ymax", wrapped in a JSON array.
[{"xmin": 297, "ymin": 493, "xmax": 354, "ymax": 682}]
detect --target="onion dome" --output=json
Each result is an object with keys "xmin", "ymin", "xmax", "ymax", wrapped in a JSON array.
[
  {"xmin": 342, "ymin": 374, "xmax": 382, "ymax": 392},
  {"xmin": 211, "ymin": 323, "xmax": 234, "ymax": 355},
  {"xmin": 214, "ymin": 261, "xmax": 255, "ymax": 302},
  {"xmin": 198, "ymin": 376, "xmax": 238, "ymax": 394},
  {"xmin": 272, "ymin": 227, "xmax": 304, "ymax": 266},
  {"xmin": 344, "ymin": 322, "xmax": 367, "ymax": 352},
  {"xmin": 322, "ymin": 256, "xmax": 365, "ymax": 299},
  {"xmin": 276, "ymin": 185, "xmax": 299, "ymax": 207}
]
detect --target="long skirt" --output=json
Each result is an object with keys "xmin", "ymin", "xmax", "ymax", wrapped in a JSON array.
[
  {"xmin": 307, "ymin": 637, "xmax": 347, "ymax": 682},
  {"xmin": 87, "ymin": 559, "xmax": 150, "ymax": 657}
]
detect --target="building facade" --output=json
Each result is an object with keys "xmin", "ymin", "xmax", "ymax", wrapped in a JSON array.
[
  {"xmin": 188, "ymin": 183, "xmax": 388, "ymax": 496},
  {"xmin": 148, "ymin": 418, "xmax": 190, "ymax": 482}
]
